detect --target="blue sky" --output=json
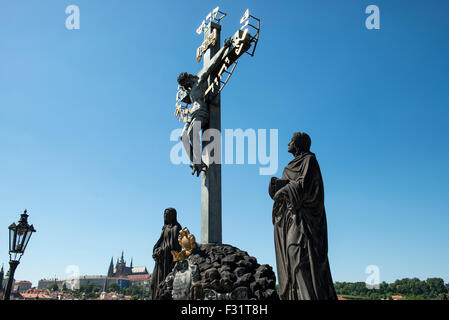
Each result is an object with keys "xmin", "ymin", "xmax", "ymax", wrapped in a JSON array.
[{"xmin": 1, "ymin": 0, "xmax": 449, "ymax": 287}]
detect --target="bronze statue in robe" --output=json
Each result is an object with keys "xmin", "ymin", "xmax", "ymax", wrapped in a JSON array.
[
  {"xmin": 151, "ymin": 208, "xmax": 182, "ymax": 300},
  {"xmin": 269, "ymin": 132, "xmax": 337, "ymax": 300}
]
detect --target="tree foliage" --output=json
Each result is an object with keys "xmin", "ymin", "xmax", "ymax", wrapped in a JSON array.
[{"xmin": 334, "ymin": 278, "xmax": 449, "ymax": 300}]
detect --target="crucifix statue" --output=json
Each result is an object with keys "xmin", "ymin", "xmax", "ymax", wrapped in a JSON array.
[{"xmin": 175, "ymin": 8, "xmax": 260, "ymax": 244}]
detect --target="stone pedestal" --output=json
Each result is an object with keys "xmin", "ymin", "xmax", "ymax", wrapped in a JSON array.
[{"xmin": 158, "ymin": 243, "xmax": 279, "ymax": 300}]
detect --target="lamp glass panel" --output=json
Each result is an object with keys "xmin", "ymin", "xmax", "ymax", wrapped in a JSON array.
[
  {"xmin": 9, "ymin": 227, "xmax": 15, "ymax": 252},
  {"xmin": 22, "ymin": 230, "xmax": 33, "ymax": 253},
  {"xmin": 16, "ymin": 230, "xmax": 25, "ymax": 253}
]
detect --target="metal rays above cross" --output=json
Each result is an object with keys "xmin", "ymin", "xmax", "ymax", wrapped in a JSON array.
[
  {"xmin": 174, "ymin": 7, "xmax": 260, "ymax": 244},
  {"xmin": 175, "ymin": 8, "xmax": 260, "ymax": 122}
]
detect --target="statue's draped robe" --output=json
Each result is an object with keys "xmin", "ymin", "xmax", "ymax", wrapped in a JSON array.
[
  {"xmin": 271, "ymin": 152, "xmax": 337, "ymax": 300},
  {"xmin": 151, "ymin": 213, "xmax": 182, "ymax": 300}
]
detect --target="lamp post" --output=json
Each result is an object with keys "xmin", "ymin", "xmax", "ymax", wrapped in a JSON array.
[{"xmin": 4, "ymin": 209, "xmax": 36, "ymax": 300}]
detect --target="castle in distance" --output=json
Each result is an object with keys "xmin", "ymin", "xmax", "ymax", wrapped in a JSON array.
[
  {"xmin": 38, "ymin": 251, "xmax": 151, "ymax": 291},
  {"xmin": 107, "ymin": 251, "xmax": 149, "ymax": 278}
]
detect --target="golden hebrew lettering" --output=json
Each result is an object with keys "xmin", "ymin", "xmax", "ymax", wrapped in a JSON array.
[
  {"xmin": 196, "ymin": 20, "xmax": 206, "ymax": 34},
  {"xmin": 240, "ymin": 9, "xmax": 250, "ymax": 24},
  {"xmin": 235, "ymin": 28, "xmax": 249, "ymax": 56},
  {"xmin": 196, "ymin": 28, "xmax": 218, "ymax": 62}
]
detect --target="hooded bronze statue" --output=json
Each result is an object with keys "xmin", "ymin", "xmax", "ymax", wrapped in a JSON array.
[
  {"xmin": 151, "ymin": 207, "xmax": 182, "ymax": 300},
  {"xmin": 269, "ymin": 132, "xmax": 337, "ymax": 300}
]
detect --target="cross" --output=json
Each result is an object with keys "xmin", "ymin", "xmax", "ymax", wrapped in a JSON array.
[{"xmin": 175, "ymin": 8, "xmax": 260, "ymax": 244}]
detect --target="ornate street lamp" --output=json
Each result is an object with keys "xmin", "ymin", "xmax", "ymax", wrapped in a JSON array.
[{"xmin": 4, "ymin": 209, "xmax": 36, "ymax": 300}]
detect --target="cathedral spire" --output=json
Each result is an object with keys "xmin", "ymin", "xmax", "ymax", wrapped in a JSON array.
[
  {"xmin": 107, "ymin": 257, "xmax": 114, "ymax": 277},
  {"xmin": 120, "ymin": 250, "xmax": 125, "ymax": 263},
  {"xmin": 104, "ymin": 257, "xmax": 114, "ymax": 292},
  {"xmin": 130, "ymin": 258, "xmax": 133, "ymax": 268}
]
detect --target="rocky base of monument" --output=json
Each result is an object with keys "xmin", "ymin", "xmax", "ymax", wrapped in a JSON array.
[{"xmin": 158, "ymin": 243, "xmax": 279, "ymax": 300}]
